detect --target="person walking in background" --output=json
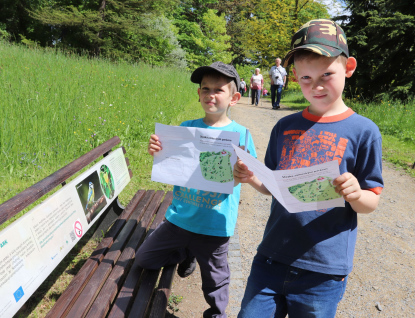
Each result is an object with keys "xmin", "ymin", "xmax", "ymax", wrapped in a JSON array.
[
  {"xmin": 269, "ymin": 58, "xmax": 287, "ymax": 109},
  {"xmin": 235, "ymin": 19, "xmax": 383, "ymax": 317},
  {"xmin": 250, "ymin": 68, "xmax": 263, "ymax": 106},
  {"xmin": 240, "ymin": 78, "xmax": 246, "ymax": 97}
]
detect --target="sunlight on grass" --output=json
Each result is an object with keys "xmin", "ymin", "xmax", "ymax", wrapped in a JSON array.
[
  {"xmin": 347, "ymin": 97, "xmax": 415, "ymax": 176},
  {"xmin": 0, "ymin": 42, "xmax": 203, "ymax": 207},
  {"xmin": 281, "ymin": 90, "xmax": 308, "ymax": 110}
]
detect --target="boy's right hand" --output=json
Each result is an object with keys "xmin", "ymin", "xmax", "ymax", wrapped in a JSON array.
[
  {"xmin": 148, "ymin": 134, "xmax": 162, "ymax": 156},
  {"xmin": 234, "ymin": 159, "xmax": 255, "ymax": 184}
]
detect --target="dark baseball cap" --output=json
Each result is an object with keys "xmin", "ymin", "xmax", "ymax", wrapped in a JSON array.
[
  {"xmin": 282, "ymin": 19, "xmax": 349, "ymax": 67},
  {"xmin": 191, "ymin": 61, "xmax": 240, "ymax": 91}
]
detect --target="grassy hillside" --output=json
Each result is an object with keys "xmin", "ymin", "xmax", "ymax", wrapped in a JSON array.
[{"xmin": 0, "ymin": 42, "xmax": 204, "ymax": 224}]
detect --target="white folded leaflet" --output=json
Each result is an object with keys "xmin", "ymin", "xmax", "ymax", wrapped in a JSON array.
[
  {"xmin": 232, "ymin": 144, "xmax": 345, "ymax": 213},
  {"xmin": 151, "ymin": 123, "xmax": 240, "ymax": 194}
]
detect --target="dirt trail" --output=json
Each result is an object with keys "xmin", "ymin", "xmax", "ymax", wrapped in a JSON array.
[{"xmin": 166, "ymin": 96, "xmax": 415, "ymax": 317}]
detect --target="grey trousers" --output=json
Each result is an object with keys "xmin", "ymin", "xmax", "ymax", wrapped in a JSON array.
[{"xmin": 136, "ymin": 220, "xmax": 230, "ymax": 318}]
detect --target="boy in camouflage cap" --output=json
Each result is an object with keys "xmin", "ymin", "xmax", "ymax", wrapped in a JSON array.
[{"xmin": 235, "ymin": 19, "xmax": 383, "ymax": 317}]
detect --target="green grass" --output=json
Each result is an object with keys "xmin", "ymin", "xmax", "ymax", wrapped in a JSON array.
[
  {"xmin": 0, "ymin": 41, "xmax": 203, "ymax": 225},
  {"xmin": 168, "ymin": 293, "xmax": 183, "ymax": 313},
  {"xmin": 281, "ymin": 89, "xmax": 415, "ymax": 177},
  {"xmin": 281, "ymin": 89, "xmax": 308, "ymax": 110},
  {"xmin": 347, "ymin": 97, "xmax": 415, "ymax": 177}
]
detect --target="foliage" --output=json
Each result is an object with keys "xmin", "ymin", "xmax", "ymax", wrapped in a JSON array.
[
  {"xmin": 339, "ymin": 0, "xmax": 415, "ymax": 101},
  {"xmin": 235, "ymin": 64, "xmax": 257, "ymax": 85},
  {"xmin": 237, "ymin": 0, "xmax": 329, "ymax": 68},
  {"xmin": 168, "ymin": 293, "xmax": 183, "ymax": 312},
  {"xmin": 316, "ymin": 0, "xmax": 346, "ymax": 17},
  {"xmin": 200, "ymin": 9, "xmax": 233, "ymax": 63},
  {"xmin": 26, "ymin": 0, "xmax": 186, "ymax": 67},
  {"xmin": 140, "ymin": 14, "xmax": 187, "ymax": 68},
  {"xmin": 175, "ymin": 8, "xmax": 233, "ymax": 69},
  {"xmin": 207, "ymin": 0, "xmax": 252, "ymax": 65},
  {"xmin": 0, "ymin": 23, "xmax": 11, "ymax": 40},
  {"xmin": 237, "ymin": 0, "xmax": 291, "ymax": 66},
  {"xmin": 0, "ymin": 0, "xmax": 52, "ymax": 43},
  {"xmin": 0, "ymin": 0, "xmax": 333, "ymax": 71},
  {"xmin": 287, "ymin": 81, "xmax": 302, "ymax": 91}
]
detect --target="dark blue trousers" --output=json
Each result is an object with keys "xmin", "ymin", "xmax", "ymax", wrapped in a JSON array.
[
  {"xmin": 136, "ymin": 220, "xmax": 230, "ymax": 318},
  {"xmin": 271, "ymin": 84, "xmax": 283, "ymax": 108}
]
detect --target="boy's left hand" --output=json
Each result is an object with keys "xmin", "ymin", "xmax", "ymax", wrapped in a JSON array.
[{"xmin": 333, "ymin": 172, "xmax": 362, "ymax": 202}]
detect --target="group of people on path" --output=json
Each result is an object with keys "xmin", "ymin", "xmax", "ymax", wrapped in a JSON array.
[
  {"xmin": 246, "ymin": 57, "xmax": 287, "ymax": 109},
  {"xmin": 139, "ymin": 18, "xmax": 383, "ymax": 318}
]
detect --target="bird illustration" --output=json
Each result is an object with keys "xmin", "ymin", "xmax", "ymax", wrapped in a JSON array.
[
  {"xmin": 103, "ymin": 171, "xmax": 110, "ymax": 186},
  {"xmin": 86, "ymin": 182, "xmax": 95, "ymax": 210}
]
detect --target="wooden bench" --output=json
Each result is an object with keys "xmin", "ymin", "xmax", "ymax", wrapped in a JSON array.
[{"xmin": 0, "ymin": 137, "xmax": 175, "ymax": 318}]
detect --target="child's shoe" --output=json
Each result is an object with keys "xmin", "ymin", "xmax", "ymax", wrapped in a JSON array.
[{"xmin": 177, "ymin": 251, "xmax": 197, "ymax": 278}]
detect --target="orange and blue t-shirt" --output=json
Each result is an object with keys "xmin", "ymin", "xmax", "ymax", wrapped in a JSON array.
[{"xmin": 259, "ymin": 107, "xmax": 383, "ymax": 275}]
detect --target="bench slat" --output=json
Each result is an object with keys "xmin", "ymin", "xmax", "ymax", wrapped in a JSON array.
[
  {"xmin": 0, "ymin": 136, "xmax": 121, "ymax": 226},
  {"xmin": 149, "ymin": 264, "xmax": 178, "ymax": 318},
  {"xmin": 45, "ymin": 189, "xmax": 146, "ymax": 318},
  {"xmin": 129, "ymin": 191, "xmax": 175, "ymax": 317},
  {"xmin": 129, "ymin": 269, "xmax": 162, "ymax": 318},
  {"xmin": 64, "ymin": 191, "xmax": 157, "ymax": 318},
  {"xmin": 84, "ymin": 191, "xmax": 166, "ymax": 318},
  {"xmin": 107, "ymin": 191, "xmax": 173, "ymax": 318}
]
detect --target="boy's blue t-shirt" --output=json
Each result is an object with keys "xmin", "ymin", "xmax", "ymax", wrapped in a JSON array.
[
  {"xmin": 165, "ymin": 118, "xmax": 257, "ymax": 237},
  {"xmin": 260, "ymin": 108, "xmax": 383, "ymax": 275}
]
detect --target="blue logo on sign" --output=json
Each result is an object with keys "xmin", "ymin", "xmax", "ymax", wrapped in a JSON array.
[{"xmin": 14, "ymin": 286, "xmax": 24, "ymax": 302}]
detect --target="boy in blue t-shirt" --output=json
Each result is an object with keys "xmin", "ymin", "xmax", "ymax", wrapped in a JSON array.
[
  {"xmin": 136, "ymin": 62, "xmax": 256, "ymax": 318},
  {"xmin": 235, "ymin": 19, "xmax": 383, "ymax": 317}
]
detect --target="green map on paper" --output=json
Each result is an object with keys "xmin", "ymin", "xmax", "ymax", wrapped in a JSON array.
[
  {"xmin": 288, "ymin": 176, "xmax": 341, "ymax": 203},
  {"xmin": 199, "ymin": 149, "xmax": 233, "ymax": 183}
]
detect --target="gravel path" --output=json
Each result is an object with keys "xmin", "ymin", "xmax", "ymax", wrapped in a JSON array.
[{"xmin": 166, "ymin": 96, "xmax": 415, "ymax": 317}]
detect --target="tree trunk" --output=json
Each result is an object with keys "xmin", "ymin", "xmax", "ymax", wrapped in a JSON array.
[{"xmin": 95, "ymin": 0, "xmax": 106, "ymax": 56}]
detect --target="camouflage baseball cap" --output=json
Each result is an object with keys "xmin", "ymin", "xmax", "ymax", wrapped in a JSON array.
[
  {"xmin": 282, "ymin": 19, "xmax": 349, "ymax": 67},
  {"xmin": 191, "ymin": 61, "xmax": 240, "ymax": 91}
]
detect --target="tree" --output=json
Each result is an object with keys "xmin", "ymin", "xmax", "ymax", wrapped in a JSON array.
[
  {"xmin": 237, "ymin": 0, "xmax": 291, "ymax": 67},
  {"xmin": 207, "ymin": 0, "xmax": 251, "ymax": 65},
  {"xmin": 175, "ymin": 8, "xmax": 233, "ymax": 69},
  {"xmin": 237, "ymin": 0, "xmax": 329, "ymax": 68},
  {"xmin": 28, "ymin": 0, "xmax": 186, "ymax": 66},
  {"xmin": 340, "ymin": 0, "xmax": 415, "ymax": 100},
  {"xmin": 0, "ymin": 0, "xmax": 52, "ymax": 44}
]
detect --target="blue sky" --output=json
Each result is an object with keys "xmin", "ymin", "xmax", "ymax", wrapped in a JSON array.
[{"xmin": 318, "ymin": 0, "xmax": 350, "ymax": 17}]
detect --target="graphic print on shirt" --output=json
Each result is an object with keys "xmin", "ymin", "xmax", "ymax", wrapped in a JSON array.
[
  {"xmin": 279, "ymin": 129, "xmax": 348, "ymax": 170},
  {"xmin": 174, "ymin": 187, "xmax": 224, "ymax": 210}
]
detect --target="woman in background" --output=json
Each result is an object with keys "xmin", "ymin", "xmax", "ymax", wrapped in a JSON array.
[{"xmin": 250, "ymin": 68, "xmax": 263, "ymax": 106}]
